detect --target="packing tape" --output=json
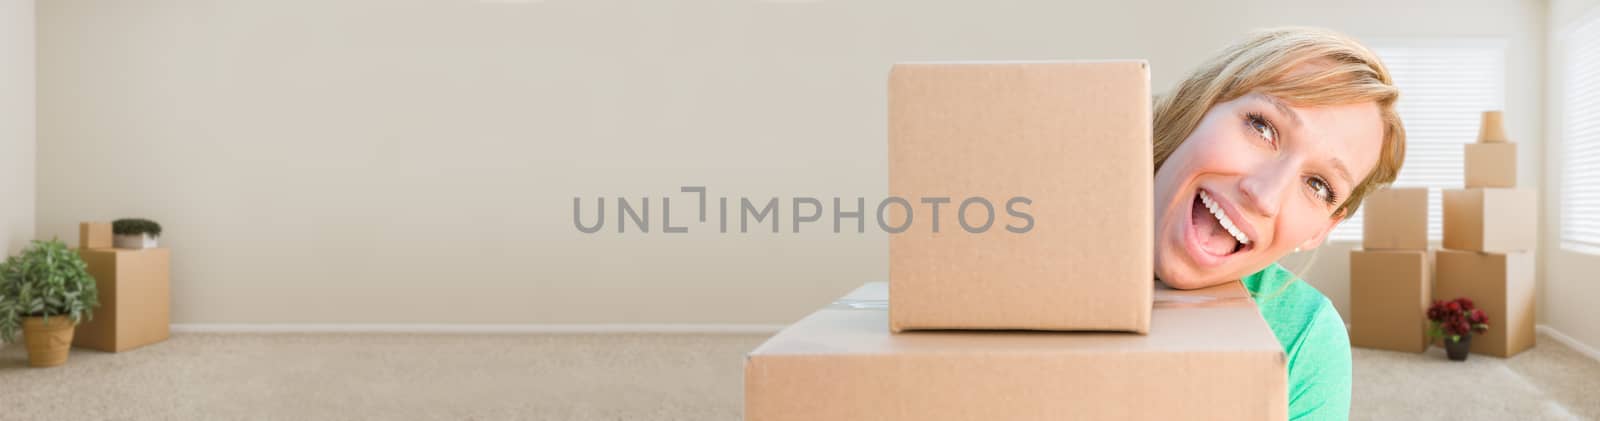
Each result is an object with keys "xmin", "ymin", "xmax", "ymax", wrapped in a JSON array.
[
  {"xmin": 1152, "ymin": 284, "xmax": 1253, "ymax": 309},
  {"xmin": 828, "ymin": 298, "xmax": 888, "ymax": 310}
]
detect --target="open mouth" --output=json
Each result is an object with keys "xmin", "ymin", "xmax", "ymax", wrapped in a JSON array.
[{"xmin": 1189, "ymin": 190, "xmax": 1253, "ymax": 258}]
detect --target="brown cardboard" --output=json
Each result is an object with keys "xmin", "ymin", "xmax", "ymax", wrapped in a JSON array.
[
  {"xmin": 79, "ymin": 222, "xmax": 112, "ymax": 249},
  {"xmin": 74, "ymin": 248, "xmax": 171, "ymax": 352},
  {"xmin": 888, "ymin": 61, "xmax": 1152, "ymax": 332},
  {"xmin": 1477, "ymin": 110, "xmax": 1509, "ymax": 143},
  {"xmin": 745, "ymin": 282, "xmax": 1285, "ymax": 420},
  {"xmin": 1349, "ymin": 249, "xmax": 1431, "ymax": 353},
  {"xmin": 1464, "ymin": 143, "xmax": 1517, "ymax": 188},
  {"xmin": 1361, "ymin": 188, "xmax": 1429, "ymax": 250},
  {"xmin": 1434, "ymin": 249, "xmax": 1535, "ymax": 357},
  {"xmin": 1442, "ymin": 188, "xmax": 1536, "ymax": 253}
]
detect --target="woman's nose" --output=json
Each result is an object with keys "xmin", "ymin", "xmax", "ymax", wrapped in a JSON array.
[{"xmin": 1238, "ymin": 163, "xmax": 1293, "ymax": 218}]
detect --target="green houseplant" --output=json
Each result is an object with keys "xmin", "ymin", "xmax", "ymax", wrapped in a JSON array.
[
  {"xmin": 112, "ymin": 218, "xmax": 162, "ymax": 249},
  {"xmin": 0, "ymin": 239, "xmax": 100, "ymax": 367}
]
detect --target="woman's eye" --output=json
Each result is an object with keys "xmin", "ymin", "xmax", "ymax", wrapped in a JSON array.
[
  {"xmin": 1246, "ymin": 113, "xmax": 1277, "ymax": 146},
  {"xmin": 1306, "ymin": 177, "xmax": 1336, "ymax": 204}
]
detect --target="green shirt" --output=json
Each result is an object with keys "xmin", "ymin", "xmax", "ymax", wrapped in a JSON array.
[{"xmin": 1241, "ymin": 263, "xmax": 1353, "ymax": 421}]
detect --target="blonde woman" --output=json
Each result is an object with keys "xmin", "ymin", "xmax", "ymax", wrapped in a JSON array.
[{"xmin": 1153, "ymin": 27, "xmax": 1406, "ymax": 419}]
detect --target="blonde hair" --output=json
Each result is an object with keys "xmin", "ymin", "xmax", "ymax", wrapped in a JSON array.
[{"xmin": 1153, "ymin": 27, "xmax": 1406, "ymax": 218}]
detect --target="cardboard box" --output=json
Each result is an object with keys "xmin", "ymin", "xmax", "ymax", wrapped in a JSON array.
[
  {"xmin": 79, "ymin": 222, "xmax": 112, "ymax": 249},
  {"xmin": 745, "ymin": 282, "xmax": 1285, "ymax": 420},
  {"xmin": 1361, "ymin": 188, "xmax": 1428, "ymax": 250},
  {"xmin": 888, "ymin": 61, "xmax": 1152, "ymax": 332},
  {"xmin": 74, "ymin": 248, "xmax": 171, "ymax": 352},
  {"xmin": 1442, "ymin": 188, "xmax": 1536, "ymax": 253},
  {"xmin": 1434, "ymin": 249, "xmax": 1536, "ymax": 358},
  {"xmin": 1349, "ymin": 249, "xmax": 1431, "ymax": 353},
  {"xmin": 1477, "ymin": 110, "xmax": 1509, "ymax": 143},
  {"xmin": 1464, "ymin": 143, "xmax": 1517, "ymax": 188}
]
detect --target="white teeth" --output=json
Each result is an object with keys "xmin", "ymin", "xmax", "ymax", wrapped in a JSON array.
[{"xmin": 1199, "ymin": 191, "xmax": 1251, "ymax": 245}]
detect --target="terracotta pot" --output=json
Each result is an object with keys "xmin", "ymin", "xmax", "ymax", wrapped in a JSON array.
[
  {"xmin": 21, "ymin": 316, "xmax": 77, "ymax": 367},
  {"xmin": 1445, "ymin": 333, "xmax": 1472, "ymax": 361}
]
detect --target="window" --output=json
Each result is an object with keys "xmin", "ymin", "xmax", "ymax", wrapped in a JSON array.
[
  {"xmin": 1560, "ymin": 13, "xmax": 1600, "ymax": 253},
  {"xmin": 1327, "ymin": 40, "xmax": 1508, "ymax": 242}
]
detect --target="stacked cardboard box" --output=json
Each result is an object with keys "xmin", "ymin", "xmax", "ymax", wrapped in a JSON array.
[
  {"xmin": 745, "ymin": 62, "xmax": 1287, "ymax": 420},
  {"xmin": 79, "ymin": 222, "xmax": 113, "ymax": 249},
  {"xmin": 73, "ymin": 222, "xmax": 171, "ymax": 352},
  {"xmin": 1349, "ymin": 188, "xmax": 1431, "ymax": 352},
  {"xmin": 1437, "ymin": 111, "xmax": 1538, "ymax": 358},
  {"xmin": 1434, "ymin": 249, "xmax": 1536, "ymax": 357},
  {"xmin": 745, "ymin": 282, "xmax": 1285, "ymax": 420},
  {"xmin": 886, "ymin": 61, "xmax": 1153, "ymax": 333}
]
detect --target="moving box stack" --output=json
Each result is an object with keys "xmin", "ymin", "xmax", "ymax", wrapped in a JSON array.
[
  {"xmin": 1438, "ymin": 111, "xmax": 1537, "ymax": 358},
  {"xmin": 744, "ymin": 62, "xmax": 1288, "ymax": 420},
  {"xmin": 1350, "ymin": 188, "xmax": 1432, "ymax": 353},
  {"xmin": 73, "ymin": 222, "xmax": 171, "ymax": 352},
  {"xmin": 1347, "ymin": 111, "xmax": 1537, "ymax": 358}
]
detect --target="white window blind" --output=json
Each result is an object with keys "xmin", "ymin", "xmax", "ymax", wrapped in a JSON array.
[
  {"xmin": 1327, "ymin": 41, "xmax": 1507, "ymax": 242},
  {"xmin": 1560, "ymin": 13, "xmax": 1600, "ymax": 253}
]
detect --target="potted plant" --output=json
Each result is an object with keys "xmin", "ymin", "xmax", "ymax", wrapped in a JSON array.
[
  {"xmin": 0, "ymin": 239, "xmax": 100, "ymax": 367},
  {"xmin": 1427, "ymin": 297, "xmax": 1489, "ymax": 361},
  {"xmin": 112, "ymin": 218, "xmax": 162, "ymax": 249}
]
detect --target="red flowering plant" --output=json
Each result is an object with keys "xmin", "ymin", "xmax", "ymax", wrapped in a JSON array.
[{"xmin": 1427, "ymin": 297, "xmax": 1489, "ymax": 343}]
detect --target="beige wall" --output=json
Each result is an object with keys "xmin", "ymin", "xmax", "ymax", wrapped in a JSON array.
[
  {"xmin": 36, "ymin": 0, "xmax": 1547, "ymax": 324},
  {"xmin": 0, "ymin": 0, "xmax": 33, "ymax": 368},
  {"xmin": 1542, "ymin": 0, "xmax": 1600, "ymax": 352},
  {"xmin": 2, "ymin": 0, "xmax": 34, "ymax": 257}
]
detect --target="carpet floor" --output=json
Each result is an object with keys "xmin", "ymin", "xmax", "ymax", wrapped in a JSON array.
[{"xmin": 0, "ymin": 333, "xmax": 1596, "ymax": 420}]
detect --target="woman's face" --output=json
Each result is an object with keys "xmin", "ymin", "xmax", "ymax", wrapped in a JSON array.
[{"xmin": 1153, "ymin": 92, "xmax": 1384, "ymax": 289}]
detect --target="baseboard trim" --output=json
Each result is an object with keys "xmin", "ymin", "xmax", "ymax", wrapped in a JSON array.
[
  {"xmin": 1537, "ymin": 324, "xmax": 1600, "ymax": 363},
  {"xmin": 169, "ymin": 323, "xmax": 787, "ymax": 334}
]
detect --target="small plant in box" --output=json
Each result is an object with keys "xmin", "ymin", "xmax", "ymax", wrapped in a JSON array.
[
  {"xmin": 0, "ymin": 239, "xmax": 100, "ymax": 367},
  {"xmin": 1427, "ymin": 297, "xmax": 1489, "ymax": 361},
  {"xmin": 112, "ymin": 218, "xmax": 162, "ymax": 249}
]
